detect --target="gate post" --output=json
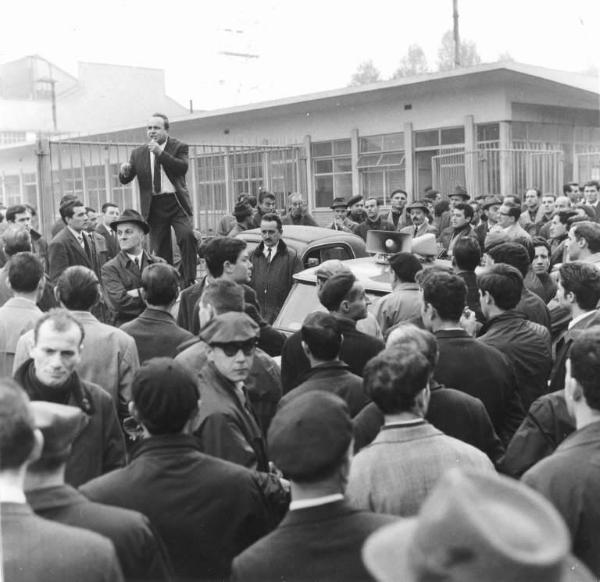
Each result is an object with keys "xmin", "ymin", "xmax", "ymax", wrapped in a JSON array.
[
  {"xmin": 499, "ymin": 122, "xmax": 513, "ymax": 196},
  {"xmin": 36, "ymin": 137, "xmax": 55, "ymax": 239}
]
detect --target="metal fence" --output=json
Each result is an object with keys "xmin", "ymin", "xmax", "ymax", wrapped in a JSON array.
[
  {"xmin": 575, "ymin": 151, "xmax": 600, "ymax": 183},
  {"xmin": 46, "ymin": 140, "xmax": 306, "ymax": 235},
  {"xmin": 432, "ymin": 148, "xmax": 564, "ymax": 196}
]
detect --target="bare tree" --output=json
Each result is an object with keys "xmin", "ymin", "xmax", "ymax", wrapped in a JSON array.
[
  {"xmin": 497, "ymin": 51, "xmax": 515, "ymax": 62},
  {"xmin": 437, "ymin": 30, "xmax": 481, "ymax": 71},
  {"xmin": 349, "ymin": 60, "xmax": 382, "ymax": 86},
  {"xmin": 392, "ymin": 44, "xmax": 429, "ymax": 78}
]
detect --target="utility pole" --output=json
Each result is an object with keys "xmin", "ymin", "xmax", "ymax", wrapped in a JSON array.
[{"xmin": 453, "ymin": 0, "xmax": 460, "ymax": 68}]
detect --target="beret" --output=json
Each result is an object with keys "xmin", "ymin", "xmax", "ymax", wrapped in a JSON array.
[
  {"xmin": 30, "ymin": 401, "xmax": 87, "ymax": 459},
  {"xmin": 199, "ymin": 312, "xmax": 259, "ymax": 344},
  {"xmin": 318, "ymin": 272, "xmax": 356, "ymax": 311},
  {"xmin": 132, "ymin": 358, "xmax": 199, "ymax": 434},
  {"xmin": 346, "ymin": 195, "xmax": 364, "ymax": 207},
  {"xmin": 315, "ymin": 259, "xmax": 352, "ymax": 281},
  {"xmin": 269, "ymin": 391, "xmax": 352, "ymax": 481}
]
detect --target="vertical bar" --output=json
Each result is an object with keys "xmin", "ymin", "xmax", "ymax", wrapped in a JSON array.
[
  {"xmin": 79, "ymin": 143, "xmax": 88, "ymax": 206},
  {"xmin": 350, "ymin": 129, "xmax": 359, "ymax": 203},
  {"xmin": 57, "ymin": 142, "xmax": 65, "ymax": 198},
  {"xmin": 18, "ymin": 167, "xmax": 24, "ymax": 204},
  {"xmin": 499, "ymin": 122, "xmax": 512, "ymax": 195},
  {"xmin": 190, "ymin": 145, "xmax": 199, "ymax": 231},
  {"xmin": 303, "ymin": 135, "xmax": 313, "ymax": 206},
  {"xmin": 104, "ymin": 145, "xmax": 112, "ymax": 210},
  {"xmin": 403, "ymin": 122, "xmax": 414, "ymax": 199}
]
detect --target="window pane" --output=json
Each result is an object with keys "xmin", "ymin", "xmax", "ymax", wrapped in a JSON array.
[
  {"xmin": 311, "ymin": 142, "xmax": 332, "ymax": 157},
  {"xmin": 314, "ymin": 159, "xmax": 333, "ymax": 174},
  {"xmin": 334, "ymin": 173, "xmax": 353, "ymax": 199},
  {"xmin": 441, "ymin": 127, "xmax": 465, "ymax": 145},
  {"xmin": 415, "ymin": 130, "xmax": 439, "ymax": 148},
  {"xmin": 379, "ymin": 153, "xmax": 405, "ymax": 167},
  {"xmin": 360, "ymin": 170, "xmax": 384, "ymax": 199},
  {"xmin": 334, "ymin": 158, "xmax": 352, "ymax": 172},
  {"xmin": 357, "ymin": 153, "xmax": 382, "ymax": 168},
  {"xmin": 477, "ymin": 123, "xmax": 499, "ymax": 142},
  {"xmin": 360, "ymin": 136, "xmax": 382, "ymax": 153},
  {"xmin": 315, "ymin": 175, "xmax": 334, "ymax": 207},
  {"xmin": 333, "ymin": 139, "xmax": 351, "ymax": 156},
  {"xmin": 382, "ymin": 133, "xmax": 404, "ymax": 151}
]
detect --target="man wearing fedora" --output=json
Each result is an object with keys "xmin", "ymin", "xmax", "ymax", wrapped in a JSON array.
[
  {"xmin": 232, "ymin": 391, "xmax": 397, "ymax": 582},
  {"xmin": 327, "ymin": 197, "xmax": 356, "ymax": 232},
  {"xmin": 523, "ymin": 328, "xmax": 600, "ymax": 577},
  {"xmin": 400, "ymin": 200, "xmax": 437, "ymax": 238},
  {"xmin": 25, "ymin": 401, "xmax": 171, "ymax": 582},
  {"xmin": 101, "ymin": 209, "xmax": 165, "ymax": 326},
  {"xmin": 362, "ymin": 468, "xmax": 594, "ymax": 582},
  {"xmin": 118, "ymin": 113, "xmax": 197, "ymax": 287}
]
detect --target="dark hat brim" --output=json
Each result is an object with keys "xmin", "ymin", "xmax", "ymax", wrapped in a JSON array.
[
  {"xmin": 110, "ymin": 216, "xmax": 150, "ymax": 234},
  {"xmin": 407, "ymin": 203, "xmax": 430, "ymax": 213},
  {"xmin": 330, "ymin": 203, "xmax": 348, "ymax": 209}
]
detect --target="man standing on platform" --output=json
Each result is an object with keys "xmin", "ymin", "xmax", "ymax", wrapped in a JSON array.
[{"xmin": 118, "ymin": 113, "xmax": 197, "ymax": 287}]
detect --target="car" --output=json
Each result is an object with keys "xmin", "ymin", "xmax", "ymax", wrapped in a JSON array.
[{"xmin": 236, "ymin": 225, "xmax": 368, "ymax": 270}]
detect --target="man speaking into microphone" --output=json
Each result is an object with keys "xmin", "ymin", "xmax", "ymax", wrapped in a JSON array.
[{"xmin": 119, "ymin": 113, "xmax": 197, "ymax": 286}]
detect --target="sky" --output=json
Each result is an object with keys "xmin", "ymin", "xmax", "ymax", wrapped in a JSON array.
[{"xmin": 3, "ymin": 0, "xmax": 599, "ymax": 111}]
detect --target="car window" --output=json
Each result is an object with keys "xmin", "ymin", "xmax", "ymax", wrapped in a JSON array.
[
  {"xmin": 303, "ymin": 244, "xmax": 354, "ymax": 269},
  {"xmin": 274, "ymin": 281, "xmax": 385, "ymax": 334}
]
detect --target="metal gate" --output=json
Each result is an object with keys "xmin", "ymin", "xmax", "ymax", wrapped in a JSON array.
[
  {"xmin": 47, "ymin": 140, "xmax": 306, "ymax": 235},
  {"xmin": 432, "ymin": 148, "xmax": 564, "ymax": 196},
  {"xmin": 575, "ymin": 151, "xmax": 600, "ymax": 183}
]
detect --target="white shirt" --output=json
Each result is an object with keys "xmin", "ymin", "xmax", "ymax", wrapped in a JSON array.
[
  {"xmin": 126, "ymin": 251, "xmax": 144, "ymax": 266},
  {"xmin": 263, "ymin": 242, "xmax": 279, "ymax": 262},
  {"xmin": 0, "ymin": 482, "xmax": 26, "ymax": 504},
  {"xmin": 289, "ymin": 493, "xmax": 344, "ymax": 511},
  {"xmin": 150, "ymin": 138, "xmax": 176, "ymax": 195},
  {"xmin": 568, "ymin": 311, "xmax": 596, "ymax": 330},
  {"xmin": 68, "ymin": 226, "xmax": 85, "ymax": 248}
]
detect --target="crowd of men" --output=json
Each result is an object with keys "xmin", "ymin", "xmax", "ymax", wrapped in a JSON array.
[{"xmin": 1, "ymin": 115, "xmax": 600, "ymax": 581}]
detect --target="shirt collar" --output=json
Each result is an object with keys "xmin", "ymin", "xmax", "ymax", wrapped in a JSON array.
[
  {"xmin": 0, "ymin": 482, "xmax": 26, "ymax": 504},
  {"xmin": 569, "ymin": 310, "xmax": 597, "ymax": 330},
  {"xmin": 67, "ymin": 226, "xmax": 84, "ymax": 241},
  {"xmin": 264, "ymin": 241, "xmax": 279, "ymax": 258},
  {"xmin": 126, "ymin": 251, "xmax": 144, "ymax": 263},
  {"xmin": 289, "ymin": 493, "xmax": 344, "ymax": 511}
]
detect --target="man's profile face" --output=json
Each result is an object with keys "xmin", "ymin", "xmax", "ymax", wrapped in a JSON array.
[
  {"xmin": 524, "ymin": 190, "xmax": 539, "ymax": 209},
  {"xmin": 67, "ymin": 205, "xmax": 88, "ymax": 232},
  {"xmin": 343, "ymin": 283, "xmax": 369, "ymax": 321},
  {"xmin": 231, "ymin": 248, "xmax": 252, "ymax": 283},
  {"xmin": 103, "ymin": 205, "xmax": 120, "ymax": 225},
  {"xmin": 549, "ymin": 215, "xmax": 567, "ymax": 240},
  {"xmin": 584, "ymin": 186, "xmax": 599, "ymax": 205},
  {"xmin": 12, "ymin": 211, "xmax": 32, "ymax": 231},
  {"xmin": 117, "ymin": 223, "xmax": 145, "ymax": 253},
  {"xmin": 259, "ymin": 197, "xmax": 276, "ymax": 214},
  {"xmin": 486, "ymin": 204, "xmax": 500, "ymax": 222},
  {"xmin": 450, "ymin": 208, "xmax": 469, "ymax": 229},
  {"xmin": 365, "ymin": 199, "xmax": 379, "ymax": 220},
  {"xmin": 497, "ymin": 205, "xmax": 513, "ymax": 228},
  {"xmin": 86, "ymin": 211, "xmax": 98, "ymax": 232},
  {"xmin": 567, "ymin": 228, "xmax": 581, "ymax": 261},
  {"xmin": 391, "ymin": 192, "xmax": 407, "ymax": 211},
  {"xmin": 147, "ymin": 116, "xmax": 168, "ymax": 144},
  {"xmin": 260, "ymin": 220, "xmax": 282, "ymax": 248},
  {"xmin": 532, "ymin": 245, "xmax": 550, "ymax": 274},
  {"xmin": 31, "ymin": 321, "xmax": 82, "ymax": 387}
]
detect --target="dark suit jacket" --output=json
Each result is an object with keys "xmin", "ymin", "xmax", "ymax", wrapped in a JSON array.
[
  {"xmin": 352, "ymin": 382, "xmax": 505, "ymax": 465},
  {"xmin": 281, "ymin": 315, "xmax": 384, "ymax": 393},
  {"xmin": 118, "ymin": 137, "xmax": 192, "ymax": 219},
  {"xmin": 101, "ymin": 251, "xmax": 164, "ymax": 326},
  {"xmin": 81, "ymin": 434, "xmax": 270, "ymax": 581},
  {"xmin": 523, "ymin": 421, "xmax": 600, "ymax": 577},
  {"xmin": 96, "ymin": 223, "xmax": 120, "ymax": 261},
  {"xmin": 231, "ymin": 500, "xmax": 397, "ymax": 582},
  {"xmin": 1, "ymin": 502, "xmax": 123, "ymax": 582},
  {"xmin": 120, "ymin": 308, "xmax": 194, "ymax": 363},
  {"xmin": 549, "ymin": 310, "xmax": 600, "ymax": 392},
  {"xmin": 434, "ymin": 328, "xmax": 525, "ymax": 444},
  {"xmin": 26, "ymin": 485, "xmax": 171, "ymax": 581},
  {"xmin": 48, "ymin": 226, "xmax": 96, "ymax": 284}
]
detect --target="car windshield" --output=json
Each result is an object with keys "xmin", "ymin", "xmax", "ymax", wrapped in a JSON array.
[{"xmin": 274, "ymin": 281, "xmax": 385, "ymax": 334}]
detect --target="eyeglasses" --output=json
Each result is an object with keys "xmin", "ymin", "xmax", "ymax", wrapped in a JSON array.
[{"xmin": 211, "ymin": 340, "xmax": 257, "ymax": 357}]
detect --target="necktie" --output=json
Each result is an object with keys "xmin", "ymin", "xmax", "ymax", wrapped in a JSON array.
[
  {"xmin": 153, "ymin": 153, "xmax": 161, "ymax": 194},
  {"xmin": 414, "ymin": 225, "xmax": 419, "ymax": 237},
  {"xmin": 134, "ymin": 257, "xmax": 140, "ymax": 271},
  {"xmin": 266, "ymin": 247, "xmax": 272, "ymax": 263},
  {"xmin": 82, "ymin": 233, "xmax": 91, "ymax": 260}
]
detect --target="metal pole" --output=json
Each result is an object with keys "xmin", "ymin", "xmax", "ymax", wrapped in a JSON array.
[{"xmin": 453, "ymin": 0, "xmax": 460, "ymax": 68}]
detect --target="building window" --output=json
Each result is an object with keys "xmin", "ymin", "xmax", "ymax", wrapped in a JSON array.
[
  {"xmin": 0, "ymin": 131, "xmax": 27, "ymax": 145},
  {"xmin": 358, "ymin": 132, "xmax": 405, "ymax": 204},
  {"xmin": 312, "ymin": 139, "xmax": 352, "ymax": 208}
]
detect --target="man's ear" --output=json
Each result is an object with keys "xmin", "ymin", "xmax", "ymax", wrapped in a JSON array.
[
  {"xmin": 300, "ymin": 340, "xmax": 311, "ymax": 358},
  {"xmin": 28, "ymin": 428, "xmax": 44, "ymax": 465}
]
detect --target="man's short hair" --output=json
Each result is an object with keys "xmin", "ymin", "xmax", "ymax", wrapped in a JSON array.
[
  {"xmin": 34, "ymin": 309, "xmax": 85, "ymax": 346},
  {"xmin": 563, "ymin": 183, "xmax": 578, "ymax": 195},
  {"xmin": 391, "ymin": 189, "xmax": 408, "ymax": 198},
  {"xmin": 151, "ymin": 112, "xmax": 169, "ymax": 130},
  {"xmin": 502, "ymin": 202, "xmax": 521, "ymax": 221},
  {"xmin": 453, "ymin": 237, "xmax": 481, "ymax": 271},
  {"xmin": 386, "ymin": 324, "xmax": 439, "ymax": 367},
  {"xmin": 301, "ymin": 312, "xmax": 342, "ymax": 361},
  {"xmin": 203, "ymin": 237, "xmax": 247, "ymax": 278},
  {"xmin": 0, "ymin": 379, "xmax": 36, "ymax": 471},
  {"xmin": 389, "ymin": 252, "xmax": 422, "ymax": 283},
  {"xmin": 365, "ymin": 197, "xmax": 380, "ymax": 207},
  {"xmin": 571, "ymin": 221, "xmax": 600, "ymax": 253},
  {"xmin": 258, "ymin": 190, "xmax": 276, "ymax": 204},
  {"xmin": 233, "ymin": 202, "xmax": 253, "ymax": 222},
  {"xmin": 260, "ymin": 213, "xmax": 283, "ymax": 231},
  {"xmin": 453, "ymin": 202, "xmax": 474, "ymax": 220},
  {"xmin": 487, "ymin": 242, "xmax": 531, "ymax": 278},
  {"xmin": 56, "ymin": 266, "xmax": 99, "ymax": 311},
  {"xmin": 553, "ymin": 210, "xmax": 579, "ymax": 226},
  {"xmin": 364, "ymin": 347, "xmax": 431, "ymax": 414},
  {"xmin": 477, "ymin": 264, "xmax": 524, "ymax": 311},
  {"xmin": 59, "ymin": 199, "xmax": 84, "ymax": 222},
  {"xmin": 531, "ymin": 236, "xmax": 551, "ymax": 255},
  {"xmin": 558, "ymin": 262, "xmax": 600, "ymax": 311},
  {"xmin": 201, "ymin": 279, "xmax": 244, "ymax": 315},
  {"xmin": 132, "ymin": 358, "xmax": 199, "ymax": 434},
  {"xmin": 526, "ymin": 188, "xmax": 541, "ymax": 198},
  {"xmin": 2, "ymin": 228, "xmax": 32, "ymax": 256},
  {"xmin": 584, "ymin": 180, "xmax": 600, "ymax": 190},
  {"xmin": 141, "ymin": 263, "xmax": 180, "ymax": 306},
  {"xmin": 5, "ymin": 204, "xmax": 28, "ymax": 223},
  {"xmin": 421, "ymin": 271, "xmax": 467, "ymax": 321},
  {"xmin": 8, "ymin": 252, "xmax": 43, "ymax": 293},
  {"xmin": 569, "ymin": 328, "xmax": 600, "ymax": 411},
  {"xmin": 318, "ymin": 272, "xmax": 358, "ymax": 311},
  {"xmin": 101, "ymin": 202, "xmax": 118, "ymax": 213},
  {"xmin": 85, "ymin": 207, "xmax": 96, "ymax": 214}
]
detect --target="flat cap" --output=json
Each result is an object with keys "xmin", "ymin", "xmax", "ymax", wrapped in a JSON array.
[
  {"xmin": 482, "ymin": 197, "xmax": 503, "ymax": 210},
  {"xmin": 406, "ymin": 200, "xmax": 430, "ymax": 214},
  {"xmin": 269, "ymin": 392, "xmax": 352, "ymax": 481},
  {"xmin": 199, "ymin": 312, "xmax": 259, "ymax": 344},
  {"xmin": 315, "ymin": 259, "xmax": 352, "ymax": 281},
  {"xmin": 330, "ymin": 197, "xmax": 348, "ymax": 210},
  {"xmin": 30, "ymin": 401, "xmax": 87, "ymax": 459}
]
